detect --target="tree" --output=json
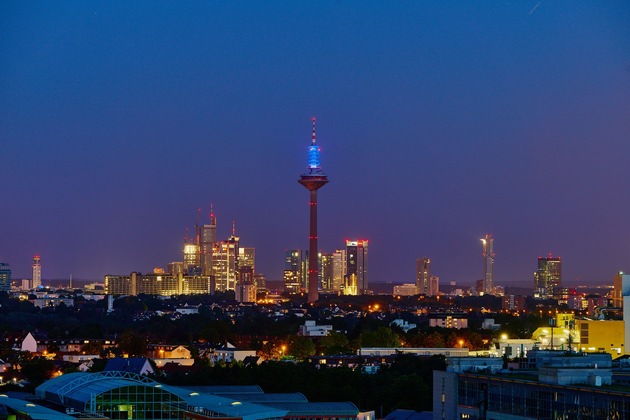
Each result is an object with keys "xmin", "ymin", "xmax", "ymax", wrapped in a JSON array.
[
  {"xmin": 319, "ymin": 331, "xmax": 352, "ymax": 355},
  {"xmin": 422, "ymin": 331, "xmax": 445, "ymax": 348},
  {"xmin": 289, "ymin": 336, "xmax": 316, "ymax": 360},
  {"xmin": 360, "ymin": 327, "xmax": 401, "ymax": 348},
  {"xmin": 21, "ymin": 357, "xmax": 56, "ymax": 386},
  {"xmin": 118, "ymin": 330, "xmax": 146, "ymax": 356}
]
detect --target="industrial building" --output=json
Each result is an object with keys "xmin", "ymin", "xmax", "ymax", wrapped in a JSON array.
[
  {"xmin": 33, "ymin": 371, "xmax": 360, "ymax": 420},
  {"xmin": 433, "ymin": 350, "xmax": 630, "ymax": 419}
]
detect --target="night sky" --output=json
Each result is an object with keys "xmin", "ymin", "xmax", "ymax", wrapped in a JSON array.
[{"xmin": 2, "ymin": 1, "xmax": 630, "ymax": 287}]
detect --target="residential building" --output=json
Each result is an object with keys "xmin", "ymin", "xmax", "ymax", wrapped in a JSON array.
[
  {"xmin": 32, "ymin": 255, "xmax": 41, "ymax": 288},
  {"xmin": 207, "ymin": 342, "xmax": 257, "ymax": 364},
  {"xmin": 429, "ymin": 313, "xmax": 468, "ymax": 329}
]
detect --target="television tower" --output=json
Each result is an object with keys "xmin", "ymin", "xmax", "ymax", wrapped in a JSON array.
[{"xmin": 298, "ymin": 117, "xmax": 329, "ymax": 303}]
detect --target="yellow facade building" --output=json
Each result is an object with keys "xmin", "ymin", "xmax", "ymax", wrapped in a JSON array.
[{"xmin": 531, "ymin": 313, "xmax": 625, "ymax": 356}]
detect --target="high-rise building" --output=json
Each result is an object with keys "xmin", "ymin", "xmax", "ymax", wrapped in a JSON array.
[
  {"xmin": 416, "ymin": 257, "xmax": 430, "ymax": 295},
  {"xmin": 238, "ymin": 247, "xmax": 255, "ymax": 273},
  {"xmin": 613, "ymin": 272, "xmax": 630, "ymax": 308},
  {"xmin": 0, "ymin": 263, "xmax": 11, "ymax": 292},
  {"xmin": 429, "ymin": 275, "xmax": 440, "ymax": 296},
  {"xmin": 320, "ymin": 252, "xmax": 333, "ymax": 292},
  {"xmin": 253, "ymin": 273, "xmax": 267, "ymax": 292},
  {"xmin": 183, "ymin": 241, "xmax": 200, "ymax": 275},
  {"xmin": 105, "ymin": 272, "xmax": 211, "ymax": 296},
  {"xmin": 167, "ymin": 261, "xmax": 184, "ymax": 276},
  {"xmin": 331, "ymin": 250, "xmax": 345, "ymax": 293},
  {"xmin": 346, "ymin": 240, "xmax": 368, "ymax": 294},
  {"xmin": 534, "ymin": 254, "xmax": 562, "ymax": 299},
  {"xmin": 284, "ymin": 250, "xmax": 304, "ymax": 293},
  {"xmin": 298, "ymin": 117, "xmax": 329, "ymax": 303},
  {"xmin": 199, "ymin": 207, "xmax": 217, "ymax": 276},
  {"xmin": 481, "ymin": 234, "xmax": 495, "ymax": 295},
  {"xmin": 32, "ymin": 255, "xmax": 42, "ymax": 288},
  {"xmin": 212, "ymin": 232, "xmax": 239, "ymax": 292}
]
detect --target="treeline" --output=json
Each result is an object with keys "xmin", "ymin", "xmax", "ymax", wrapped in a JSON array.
[{"xmin": 157, "ymin": 355, "xmax": 446, "ymax": 414}]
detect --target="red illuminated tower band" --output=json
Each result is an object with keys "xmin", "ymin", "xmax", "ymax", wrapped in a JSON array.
[{"xmin": 298, "ymin": 117, "xmax": 328, "ymax": 303}]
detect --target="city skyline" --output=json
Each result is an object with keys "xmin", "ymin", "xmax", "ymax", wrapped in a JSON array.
[{"xmin": 2, "ymin": 2, "xmax": 630, "ymax": 286}]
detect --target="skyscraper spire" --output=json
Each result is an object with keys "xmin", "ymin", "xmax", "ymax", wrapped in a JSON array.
[
  {"xmin": 232, "ymin": 220, "xmax": 236, "ymax": 237},
  {"xmin": 210, "ymin": 203, "xmax": 216, "ymax": 225},
  {"xmin": 311, "ymin": 116, "xmax": 317, "ymax": 145}
]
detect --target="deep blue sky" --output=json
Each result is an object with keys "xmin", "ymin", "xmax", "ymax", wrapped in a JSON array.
[{"xmin": 2, "ymin": 1, "xmax": 630, "ymax": 287}]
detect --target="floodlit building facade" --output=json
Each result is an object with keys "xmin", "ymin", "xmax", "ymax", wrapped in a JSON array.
[
  {"xmin": 32, "ymin": 255, "xmax": 42, "ymax": 288},
  {"xmin": 346, "ymin": 240, "xmax": 368, "ymax": 294},
  {"xmin": 534, "ymin": 253, "xmax": 562, "ymax": 299},
  {"xmin": 393, "ymin": 283, "xmax": 417, "ymax": 297},
  {"xmin": 105, "ymin": 272, "xmax": 211, "ymax": 296}
]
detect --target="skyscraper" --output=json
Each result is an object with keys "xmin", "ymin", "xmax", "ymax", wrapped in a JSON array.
[
  {"xmin": 346, "ymin": 240, "xmax": 368, "ymax": 294},
  {"xmin": 298, "ymin": 117, "xmax": 329, "ymax": 303},
  {"xmin": 331, "ymin": 249, "xmax": 345, "ymax": 293},
  {"xmin": 284, "ymin": 250, "xmax": 303, "ymax": 293},
  {"xmin": 0, "ymin": 262, "xmax": 11, "ymax": 292},
  {"xmin": 416, "ymin": 257, "xmax": 430, "ymax": 295},
  {"xmin": 481, "ymin": 234, "xmax": 495, "ymax": 295},
  {"xmin": 534, "ymin": 254, "xmax": 562, "ymax": 299},
  {"xmin": 212, "ymin": 228, "xmax": 240, "ymax": 292},
  {"xmin": 32, "ymin": 255, "xmax": 41, "ymax": 289},
  {"xmin": 238, "ymin": 247, "xmax": 255, "ymax": 273},
  {"xmin": 429, "ymin": 275, "xmax": 440, "ymax": 296},
  {"xmin": 320, "ymin": 251, "xmax": 333, "ymax": 292},
  {"xmin": 199, "ymin": 206, "xmax": 217, "ymax": 276}
]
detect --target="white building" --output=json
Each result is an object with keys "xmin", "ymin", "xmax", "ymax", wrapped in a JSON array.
[
  {"xmin": 299, "ymin": 320, "xmax": 332, "ymax": 337},
  {"xmin": 390, "ymin": 319, "xmax": 417, "ymax": 333},
  {"xmin": 207, "ymin": 342, "xmax": 257, "ymax": 364}
]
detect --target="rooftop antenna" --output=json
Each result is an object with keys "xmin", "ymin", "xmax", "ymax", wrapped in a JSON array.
[
  {"xmin": 184, "ymin": 227, "xmax": 189, "ymax": 244},
  {"xmin": 232, "ymin": 220, "xmax": 236, "ymax": 236},
  {"xmin": 210, "ymin": 203, "xmax": 216, "ymax": 225},
  {"xmin": 196, "ymin": 208, "xmax": 201, "ymax": 244},
  {"xmin": 311, "ymin": 116, "xmax": 316, "ymax": 145}
]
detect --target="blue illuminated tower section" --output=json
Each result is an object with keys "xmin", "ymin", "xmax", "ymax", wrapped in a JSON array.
[{"xmin": 298, "ymin": 117, "xmax": 329, "ymax": 303}]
